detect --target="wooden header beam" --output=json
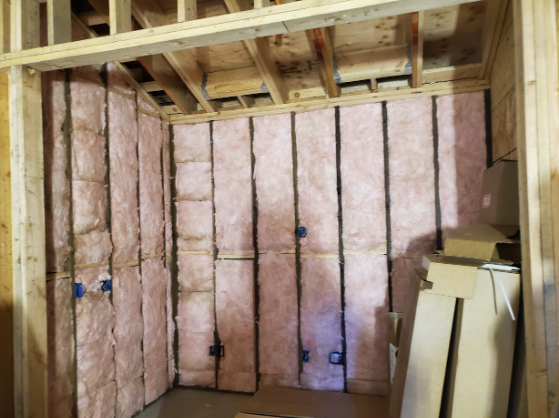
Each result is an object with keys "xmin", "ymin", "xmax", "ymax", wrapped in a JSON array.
[{"xmin": 0, "ymin": 0, "xmax": 482, "ymax": 72}]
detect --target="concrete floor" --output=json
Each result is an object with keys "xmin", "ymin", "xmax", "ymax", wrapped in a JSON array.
[{"xmin": 136, "ymin": 389, "xmax": 252, "ymax": 418}]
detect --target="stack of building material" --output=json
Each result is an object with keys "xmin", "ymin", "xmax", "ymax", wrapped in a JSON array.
[{"xmin": 389, "ymin": 161, "xmax": 521, "ymax": 418}]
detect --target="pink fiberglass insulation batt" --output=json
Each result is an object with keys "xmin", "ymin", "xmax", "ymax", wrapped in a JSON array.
[
  {"xmin": 72, "ymin": 130, "xmax": 106, "ymax": 184},
  {"xmin": 74, "ymin": 230, "xmax": 112, "ymax": 265},
  {"xmin": 296, "ymin": 109, "xmax": 339, "ymax": 255},
  {"xmin": 388, "ymin": 97, "xmax": 436, "ymax": 255},
  {"xmin": 253, "ymin": 114, "xmax": 296, "ymax": 252},
  {"xmin": 70, "ymin": 74, "xmax": 105, "ymax": 136},
  {"xmin": 215, "ymin": 260, "xmax": 256, "ymax": 392},
  {"xmin": 300, "ymin": 257, "xmax": 343, "ymax": 391},
  {"xmin": 43, "ymin": 71, "xmax": 71, "ymax": 272},
  {"xmin": 47, "ymin": 278, "xmax": 74, "ymax": 418},
  {"xmin": 177, "ymin": 291, "xmax": 216, "ymax": 387},
  {"xmin": 213, "ymin": 118, "xmax": 254, "ymax": 255},
  {"xmin": 75, "ymin": 266, "xmax": 111, "ymax": 293},
  {"xmin": 113, "ymin": 267, "xmax": 144, "ymax": 388},
  {"xmin": 173, "ymin": 123, "xmax": 211, "ymax": 163},
  {"xmin": 72, "ymin": 181, "xmax": 107, "ymax": 235},
  {"xmin": 142, "ymin": 258, "xmax": 169, "ymax": 404},
  {"xmin": 176, "ymin": 162, "xmax": 212, "ymax": 201},
  {"xmin": 139, "ymin": 113, "xmax": 164, "ymax": 256},
  {"xmin": 178, "ymin": 254, "xmax": 214, "ymax": 293},
  {"xmin": 391, "ymin": 255, "xmax": 423, "ymax": 313},
  {"xmin": 340, "ymin": 104, "xmax": 387, "ymax": 252},
  {"xmin": 176, "ymin": 200, "xmax": 213, "ymax": 251},
  {"xmin": 258, "ymin": 254, "xmax": 299, "ymax": 387},
  {"xmin": 117, "ymin": 377, "xmax": 144, "ymax": 418},
  {"xmin": 109, "ymin": 92, "xmax": 140, "ymax": 264},
  {"xmin": 76, "ymin": 290, "xmax": 116, "ymax": 418},
  {"xmin": 437, "ymin": 92, "xmax": 486, "ymax": 234},
  {"xmin": 107, "ymin": 62, "xmax": 134, "ymax": 95},
  {"xmin": 344, "ymin": 254, "xmax": 389, "ymax": 395},
  {"xmin": 162, "ymin": 121, "xmax": 173, "ymax": 254},
  {"xmin": 78, "ymin": 381, "xmax": 116, "ymax": 418}
]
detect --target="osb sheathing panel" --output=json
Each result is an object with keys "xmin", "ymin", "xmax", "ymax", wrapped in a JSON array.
[{"xmin": 295, "ymin": 109, "xmax": 339, "ymax": 255}]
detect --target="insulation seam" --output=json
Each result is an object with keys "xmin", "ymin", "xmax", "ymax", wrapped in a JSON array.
[
  {"xmin": 432, "ymin": 96, "xmax": 443, "ymax": 250},
  {"xmin": 381, "ymin": 101, "xmax": 394, "ymax": 312},
  {"xmin": 484, "ymin": 89, "xmax": 493, "ymax": 168},
  {"xmin": 335, "ymin": 106, "xmax": 349, "ymax": 393}
]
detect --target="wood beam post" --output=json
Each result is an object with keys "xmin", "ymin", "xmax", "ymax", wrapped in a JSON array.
[
  {"xmin": 177, "ymin": 0, "xmax": 197, "ymax": 22},
  {"xmin": 47, "ymin": 0, "xmax": 72, "ymax": 45},
  {"xmin": 10, "ymin": 0, "xmax": 39, "ymax": 52},
  {"xmin": 310, "ymin": 27, "xmax": 339, "ymax": 98},
  {"xmin": 0, "ymin": 68, "xmax": 14, "ymax": 418},
  {"xmin": 10, "ymin": 65, "xmax": 47, "ymax": 418},
  {"xmin": 513, "ymin": 0, "xmax": 559, "ymax": 416},
  {"xmin": 1, "ymin": 0, "xmax": 9, "ymax": 53},
  {"xmin": 411, "ymin": 11, "xmax": 424, "ymax": 87},
  {"xmin": 109, "ymin": 0, "xmax": 132, "ymax": 35}
]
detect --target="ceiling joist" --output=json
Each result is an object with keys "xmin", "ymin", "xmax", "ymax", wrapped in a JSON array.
[{"xmin": 411, "ymin": 10, "xmax": 424, "ymax": 87}]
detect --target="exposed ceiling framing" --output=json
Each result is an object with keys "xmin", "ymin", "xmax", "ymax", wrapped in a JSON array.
[{"xmin": 0, "ymin": 0, "xmax": 508, "ymax": 123}]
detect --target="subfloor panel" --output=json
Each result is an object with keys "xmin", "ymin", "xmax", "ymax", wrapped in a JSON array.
[{"xmin": 135, "ymin": 389, "xmax": 251, "ymax": 418}]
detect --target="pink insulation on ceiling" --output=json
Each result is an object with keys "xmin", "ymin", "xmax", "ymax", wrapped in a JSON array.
[
  {"xmin": 74, "ymin": 230, "xmax": 112, "ymax": 265},
  {"xmin": 139, "ymin": 113, "xmax": 164, "ymax": 257},
  {"xmin": 109, "ymin": 92, "xmax": 140, "ymax": 264},
  {"xmin": 391, "ymin": 255, "xmax": 423, "ymax": 313},
  {"xmin": 47, "ymin": 278, "xmax": 74, "ymax": 418},
  {"xmin": 75, "ymin": 266, "xmax": 111, "ymax": 293},
  {"xmin": 70, "ymin": 75, "xmax": 105, "ymax": 136},
  {"xmin": 176, "ymin": 200, "xmax": 213, "ymax": 251},
  {"xmin": 176, "ymin": 162, "xmax": 212, "ymax": 201},
  {"xmin": 117, "ymin": 378, "xmax": 144, "ymax": 418},
  {"xmin": 71, "ymin": 131, "xmax": 106, "ymax": 184},
  {"xmin": 213, "ymin": 118, "xmax": 254, "ymax": 256},
  {"xmin": 340, "ymin": 104, "xmax": 387, "ymax": 253},
  {"xmin": 253, "ymin": 114, "xmax": 296, "ymax": 252},
  {"xmin": 178, "ymin": 254, "xmax": 214, "ymax": 293},
  {"xmin": 296, "ymin": 109, "xmax": 339, "ymax": 255},
  {"xmin": 76, "ymin": 290, "xmax": 116, "ymax": 418},
  {"xmin": 72, "ymin": 181, "xmax": 107, "ymax": 235},
  {"xmin": 258, "ymin": 254, "xmax": 299, "ymax": 387},
  {"xmin": 215, "ymin": 260, "xmax": 256, "ymax": 392},
  {"xmin": 177, "ymin": 291, "xmax": 216, "ymax": 387},
  {"xmin": 300, "ymin": 257, "xmax": 343, "ymax": 391},
  {"xmin": 162, "ymin": 121, "xmax": 173, "ymax": 254},
  {"xmin": 437, "ymin": 92, "xmax": 486, "ymax": 234},
  {"xmin": 388, "ymin": 97, "xmax": 436, "ymax": 255},
  {"xmin": 113, "ymin": 267, "xmax": 144, "ymax": 395},
  {"xmin": 344, "ymin": 254, "xmax": 389, "ymax": 396},
  {"xmin": 43, "ymin": 71, "xmax": 71, "ymax": 273},
  {"xmin": 142, "ymin": 258, "xmax": 169, "ymax": 404},
  {"xmin": 173, "ymin": 123, "xmax": 211, "ymax": 163}
]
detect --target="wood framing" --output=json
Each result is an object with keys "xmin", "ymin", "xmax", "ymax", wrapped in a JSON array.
[
  {"xmin": 411, "ymin": 11, "xmax": 424, "ymax": 87},
  {"xmin": 0, "ymin": 0, "xmax": 482, "ymax": 72},
  {"xmin": 177, "ymin": 0, "xmax": 197, "ymax": 22},
  {"xmin": 170, "ymin": 78, "xmax": 489, "ymax": 124},
  {"xmin": 480, "ymin": 0, "xmax": 509, "ymax": 78},
  {"xmin": 513, "ymin": 0, "xmax": 559, "ymax": 417},
  {"xmin": 310, "ymin": 27, "xmax": 339, "ymax": 98},
  {"xmin": 0, "ymin": 70, "xmax": 13, "ymax": 418},
  {"xmin": 10, "ymin": 65, "xmax": 48, "ymax": 418},
  {"xmin": 0, "ymin": 0, "xmax": 8, "ymax": 53},
  {"xmin": 224, "ymin": 0, "xmax": 288, "ymax": 104},
  {"xmin": 47, "ymin": 0, "xmax": 71, "ymax": 45},
  {"xmin": 109, "ymin": 0, "xmax": 132, "ymax": 35}
]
